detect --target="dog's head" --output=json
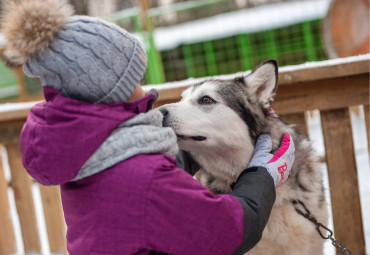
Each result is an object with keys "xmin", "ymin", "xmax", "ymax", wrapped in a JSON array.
[{"xmin": 160, "ymin": 60, "xmax": 278, "ymax": 173}]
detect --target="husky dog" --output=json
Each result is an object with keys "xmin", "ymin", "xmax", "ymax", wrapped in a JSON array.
[{"xmin": 160, "ymin": 60, "xmax": 328, "ymax": 254}]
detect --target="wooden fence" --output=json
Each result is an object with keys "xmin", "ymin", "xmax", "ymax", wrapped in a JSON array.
[{"xmin": 0, "ymin": 55, "xmax": 369, "ymax": 254}]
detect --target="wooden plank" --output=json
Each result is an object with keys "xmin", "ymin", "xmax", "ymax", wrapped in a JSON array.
[
  {"xmin": 0, "ymin": 120, "xmax": 25, "ymax": 144},
  {"xmin": 1, "ymin": 57, "xmax": 368, "ymax": 121},
  {"xmin": 13, "ymin": 67, "xmax": 28, "ymax": 101},
  {"xmin": 6, "ymin": 141, "xmax": 41, "ymax": 253},
  {"xmin": 0, "ymin": 145, "xmax": 17, "ymax": 254},
  {"xmin": 145, "ymin": 56, "xmax": 370, "ymax": 106},
  {"xmin": 280, "ymin": 112, "xmax": 308, "ymax": 137},
  {"xmin": 138, "ymin": 0, "xmax": 151, "ymax": 31},
  {"xmin": 153, "ymin": 73, "xmax": 369, "ymax": 110},
  {"xmin": 154, "ymin": 98, "xmax": 181, "ymax": 108},
  {"xmin": 154, "ymin": 86, "xmax": 186, "ymax": 108},
  {"xmin": 321, "ymin": 108, "xmax": 365, "ymax": 255},
  {"xmin": 365, "ymin": 104, "xmax": 370, "ymax": 157},
  {"xmin": 278, "ymin": 57, "xmax": 369, "ymax": 85},
  {"xmin": 1, "ymin": 93, "xmax": 44, "ymax": 104},
  {"xmin": 39, "ymin": 185, "xmax": 67, "ymax": 254},
  {"xmin": 278, "ymin": 113, "xmax": 329, "ymax": 162},
  {"xmin": 0, "ymin": 108, "xmax": 31, "ymax": 122},
  {"xmin": 350, "ymin": 105, "xmax": 360, "ymax": 117},
  {"xmin": 274, "ymin": 74, "xmax": 369, "ymax": 115}
]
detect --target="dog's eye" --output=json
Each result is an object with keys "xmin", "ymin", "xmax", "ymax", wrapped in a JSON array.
[{"xmin": 200, "ymin": 96, "xmax": 214, "ymax": 104}]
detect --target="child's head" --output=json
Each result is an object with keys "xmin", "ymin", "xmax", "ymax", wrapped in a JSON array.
[{"xmin": 1, "ymin": 0, "xmax": 147, "ymax": 104}]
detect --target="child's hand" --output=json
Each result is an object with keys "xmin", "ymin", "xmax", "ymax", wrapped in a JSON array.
[{"xmin": 248, "ymin": 134, "xmax": 295, "ymax": 186}]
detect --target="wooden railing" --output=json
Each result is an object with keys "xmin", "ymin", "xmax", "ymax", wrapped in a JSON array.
[{"xmin": 0, "ymin": 55, "xmax": 369, "ymax": 254}]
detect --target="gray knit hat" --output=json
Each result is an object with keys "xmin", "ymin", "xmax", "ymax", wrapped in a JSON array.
[{"xmin": 1, "ymin": 0, "xmax": 147, "ymax": 103}]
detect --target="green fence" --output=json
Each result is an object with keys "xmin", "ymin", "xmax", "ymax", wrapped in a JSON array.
[
  {"xmin": 0, "ymin": 62, "xmax": 42, "ymax": 101},
  {"xmin": 0, "ymin": 62, "xmax": 18, "ymax": 99},
  {"xmin": 0, "ymin": 62, "xmax": 16, "ymax": 89},
  {"xmin": 161, "ymin": 19, "xmax": 326, "ymax": 82}
]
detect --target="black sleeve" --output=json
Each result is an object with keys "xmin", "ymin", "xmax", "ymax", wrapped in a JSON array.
[
  {"xmin": 175, "ymin": 150, "xmax": 200, "ymax": 176},
  {"xmin": 230, "ymin": 167, "xmax": 276, "ymax": 255}
]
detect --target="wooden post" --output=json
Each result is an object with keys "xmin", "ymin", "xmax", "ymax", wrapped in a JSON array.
[
  {"xmin": 138, "ymin": 0, "xmax": 165, "ymax": 84},
  {"xmin": 39, "ymin": 185, "xmax": 67, "ymax": 254},
  {"xmin": 0, "ymin": 145, "xmax": 17, "ymax": 254},
  {"xmin": 321, "ymin": 108, "xmax": 365, "ymax": 255},
  {"xmin": 138, "ymin": 0, "xmax": 151, "ymax": 31},
  {"xmin": 280, "ymin": 112, "xmax": 308, "ymax": 137},
  {"xmin": 0, "ymin": 112, "xmax": 67, "ymax": 253},
  {"xmin": 13, "ymin": 67, "xmax": 28, "ymax": 101},
  {"xmin": 6, "ymin": 141, "xmax": 41, "ymax": 253},
  {"xmin": 364, "ymin": 104, "xmax": 369, "ymax": 157},
  {"xmin": 88, "ymin": 0, "xmax": 117, "ymax": 17}
]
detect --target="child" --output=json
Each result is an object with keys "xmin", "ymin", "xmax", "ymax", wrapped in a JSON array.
[{"xmin": 1, "ymin": 0, "xmax": 294, "ymax": 254}]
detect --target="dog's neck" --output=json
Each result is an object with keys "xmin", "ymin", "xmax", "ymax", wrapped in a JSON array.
[{"xmin": 190, "ymin": 141, "xmax": 254, "ymax": 184}]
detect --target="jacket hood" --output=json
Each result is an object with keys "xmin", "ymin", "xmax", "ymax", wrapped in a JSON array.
[{"xmin": 20, "ymin": 86, "xmax": 156, "ymax": 185}]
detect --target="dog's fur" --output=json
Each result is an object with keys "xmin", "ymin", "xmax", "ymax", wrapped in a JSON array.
[{"xmin": 160, "ymin": 60, "xmax": 328, "ymax": 254}]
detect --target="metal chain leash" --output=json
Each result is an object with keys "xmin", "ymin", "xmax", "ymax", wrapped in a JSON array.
[{"xmin": 291, "ymin": 200, "xmax": 352, "ymax": 255}]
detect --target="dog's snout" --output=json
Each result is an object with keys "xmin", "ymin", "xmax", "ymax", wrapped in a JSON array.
[{"xmin": 159, "ymin": 108, "xmax": 169, "ymax": 117}]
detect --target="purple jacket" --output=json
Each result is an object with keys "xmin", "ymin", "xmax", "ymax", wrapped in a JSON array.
[{"xmin": 20, "ymin": 87, "xmax": 245, "ymax": 254}]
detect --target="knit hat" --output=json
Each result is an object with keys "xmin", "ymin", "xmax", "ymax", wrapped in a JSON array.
[{"xmin": 1, "ymin": 0, "xmax": 147, "ymax": 103}]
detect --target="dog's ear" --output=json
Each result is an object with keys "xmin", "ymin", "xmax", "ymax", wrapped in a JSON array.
[{"xmin": 244, "ymin": 59, "xmax": 278, "ymax": 109}]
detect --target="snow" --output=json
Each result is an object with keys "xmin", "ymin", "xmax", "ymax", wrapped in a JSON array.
[
  {"xmin": 153, "ymin": 0, "xmax": 331, "ymax": 50},
  {"xmin": 279, "ymin": 53, "xmax": 370, "ymax": 72},
  {"xmin": 0, "ymin": 101, "xmax": 40, "ymax": 113},
  {"xmin": 0, "ymin": 86, "xmax": 19, "ymax": 99}
]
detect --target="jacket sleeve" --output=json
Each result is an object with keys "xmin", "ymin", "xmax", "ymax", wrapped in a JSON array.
[
  {"xmin": 230, "ymin": 167, "xmax": 276, "ymax": 254},
  {"xmin": 175, "ymin": 150, "xmax": 200, "ymax": 176},
  {"xmin": 146, "ymin": 156, "xmax": 244, "ymax": 255},
  {"xmin": 146, "ymin": 156, "xmax": 275, "ymax": 255}
]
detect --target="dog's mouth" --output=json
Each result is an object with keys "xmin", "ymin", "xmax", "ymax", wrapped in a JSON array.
[{"xmin": 176, "ymin": 134, "xmax": 207, "ymax": 141}]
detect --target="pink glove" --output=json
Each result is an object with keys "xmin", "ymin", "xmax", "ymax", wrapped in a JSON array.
[{"xmin": 248, "ymin": 134, "xmax": 295, "ymax": 186}]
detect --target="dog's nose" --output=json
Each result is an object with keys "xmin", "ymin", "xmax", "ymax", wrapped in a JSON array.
[
  {"xmin": 159, "ymin": 108, "xmax": 169, "ymax": 117},
  {"xmin": 159, "ymin": 107, "xmax": 169, "ymax": 127}
]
